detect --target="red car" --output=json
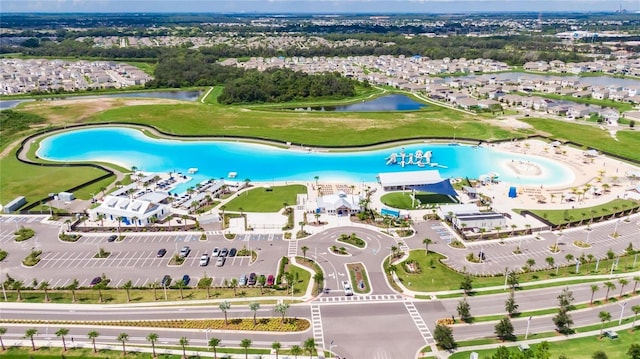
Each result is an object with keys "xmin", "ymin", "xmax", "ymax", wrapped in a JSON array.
[{"xmin": 266, "ymin": 274, "xmax": 275, "ymax": 287}]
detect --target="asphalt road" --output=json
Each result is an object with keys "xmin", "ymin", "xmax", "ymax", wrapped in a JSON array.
[{"xmin": 2, "ymin": 214, "xmax": 640, "ymax": 358}]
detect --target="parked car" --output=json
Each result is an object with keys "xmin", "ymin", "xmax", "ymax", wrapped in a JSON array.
[
  {"xmin": 161, "ymin": 275, "xmax": 172, "ymax": 287},
  {"xmin": 216, "ymin": 256, "xmax": 226, "ymax": 267},
  {"xmin": 248, "ymin": 272, "xmax": 257, "ymax": 285},
  {"xmin": 266, "ymin": 274, "xmax": 275, "ymax": 287},
  {"xmin": 157, "ymin": 248, "xmax": 167, "ymax": 258},
  {"xmin": 239, "ymin": 274, "xmax": 248, "ymax": 286},
  {"xmin": 89, "ymin": 276, "xmax": 102, "ymax": 287},
  {"xmin": 228, "ymin": 248, "xmax": 237, "ymax": 257},
  {"xmin": 212, "ymin": 247, "xmax": 220, "ymax": 257},
  {"xmin": 179, "ymin": 246, "xmax": 190, "ymax": 258},
  {"xmin": 107, "ymin": 235, "xmax": 117, "ymax": 242},
  {"xmin": 199, "ymin": 253, "xmax": 210, "ymax": 266},
  {"xmin": 219, "ymin": 248, "xmax": 229, "ymax": 257},
  {"xmin": 181, "ymin": 274, "xmax": 190, "ymax": 286}
]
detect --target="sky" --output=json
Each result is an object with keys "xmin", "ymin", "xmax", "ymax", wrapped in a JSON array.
[{"xmin": 1, "ymin": 0, "xmax": 638, "ymax": 13}]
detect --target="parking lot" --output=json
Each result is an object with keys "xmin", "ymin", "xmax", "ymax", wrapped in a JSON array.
[{"xmin": 0, "ymin": 216, "xmax": 288, "ymax": 290}]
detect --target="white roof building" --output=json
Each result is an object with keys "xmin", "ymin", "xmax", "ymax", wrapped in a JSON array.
[
  {"xmin": 89, "ymin": 194, "xmax": 169, "ymax": 225},
  {"xmin": 315, "ymin": 192, "xmax": 362, "ymax": 215},
  {"xmin": 377, "ymin": 170, "xmax": 442, "ymax": 190}
]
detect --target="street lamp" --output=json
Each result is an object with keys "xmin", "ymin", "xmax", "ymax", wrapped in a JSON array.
[
  {"xmin": 613, "ymin": 220, "xmax": 621, "ymax": 237},
  {"xmin": 618, "ymin": 302, "xmax": 627, "ymax": 325}
]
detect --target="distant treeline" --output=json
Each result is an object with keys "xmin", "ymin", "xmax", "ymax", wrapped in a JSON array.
[
  {"xmin": 146, "ymin": 49, "xmax": 360, "ymax": 104},
  {"xmin": 2, "ymin": 32, "xmax": 592, "ymax": 66}
]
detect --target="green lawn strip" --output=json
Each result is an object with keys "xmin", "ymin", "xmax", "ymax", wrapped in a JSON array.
[
  {"xmin": 285, "ymin": 262, "xmax": 312, "ymax": 296},
  {"xmin": 514, "ymin": 199, "xmax": 639, "ymax": 226},
  {"xmin": 81, "ymin": 100, "xmax": 521, "ymax": 147},
  {"xmin": 1, "ymin": 345, "xmax": 268, "ymax": 358},
  {"xmin": 0, "ymin": 148, "xmax": 111, "ymax": 208},
  {"xmin": 222, "ymin": 184, "xmax": 307, "ymax": 212},
  {"xmin": 202, "ymin": 85, "xmax": 225, "ymax": 106},
  {"xmin": 397, "ymin": 250, "xmax": 640, "ymax": 294},
  {"xmin": 520, "ymin": 117, "xmax": 640, "ymax": 161},
  {"xmin": 451, "ymin": 325, "xmax": 640, "ymax": 359},
  {"xmin": 381, "ymin": 191, "xmax": 456, "ymax": 209},
  {"xmin": 347, "ymin": 262, "xmax": 370, "ymax": 294}
]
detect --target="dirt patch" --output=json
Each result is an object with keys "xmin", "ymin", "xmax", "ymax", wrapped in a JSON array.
[
  {"xmin": 486, "ymin": 117, "xmax": 534, "ymax": 130},
  {"xmin": 20, "ymin": 97, "xmax": 184, "ymax": 125}
]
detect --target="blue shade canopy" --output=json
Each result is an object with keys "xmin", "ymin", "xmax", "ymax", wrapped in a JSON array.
[{"xmin": 409, "ymin": 179, "xmax": 458, "ymax": 197}]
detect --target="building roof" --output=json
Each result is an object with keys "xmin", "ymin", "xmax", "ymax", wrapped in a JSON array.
[
  {"xmin": 377, "ymin": 170, "xmax": 442, "ymax": 187},
  {"xmin": 439, "ymin": 203, "xmax": 479, "ymax": 215},
  {"xmin": 316, "ymin": 192, "xmax": 361, "ymax": 211},
  {"xmin": 93, "ymin": 195, "xmax": 166, "ymax": 220}
]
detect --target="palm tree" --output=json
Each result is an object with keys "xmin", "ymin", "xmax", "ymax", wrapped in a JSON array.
[
  {"xmin": 632, "ymin": 305, "xmax": 640, "ymax": 331},
  {"xmin": 0, "ymin": 327, "xmax": 6, "ymax": 351},
  {"xmin": 148, "ymin": 281, "xmax": 159, "ymax": 301},
  {"xmin": 24, "ymin": 328, "xmax": 37, "ymax": 351},
  {"xmin": 291, "ymin": 345, "xmax": 303, "ymax": 359},
  {"xmin": 179, "ymin": 336, "xmax": 189, "ymax": 359},
  {"xmin": 38, "ymin": 281, "xmax": 50, "ymax": 302},
  {"xmin": 11, "ymin": 280, "xmax": 23, "ymax": 301},
  {"xmin": 68, "ymin": 279, "xmax": 79, "ymax": 303},
  {"xmin": 590, "ymin": 284, "xmax": 599, "ymax": 304},
  {"xmin": 272, "ymin": 341, "xmax": 282, "ymax": 359},
  {"xmin": 87, "ymin": 330, "xmax": 99, "ymax": 353},
  {"xmin": 313, "ymin": 272, "xmax": 324, "ymax": 295},
  {"xmin": 117, "ymin": 332, "xmax": 128, "ymax": 356},
  {"xmin": 303, "ymin": 337, "xmax": 316, "ymax": 359},
  {"xmin": 301, "ymin": 246, "xmax": 309, "ymax": 260},
  {"xmin": 147, "ymin": 333, "xmax": 159, "ymax": 358},
  {"xmin": 116, "ymin": 216, "xmax": 123, "ymax": 235},
  {"xmin": 122, "ymin": 280, "xmax": 133, "ymax": 302},
  {"xmin": 131, "ymin": 216, "xmax": 139, "ymax": 232},
  {"xmin": 97, "ymin": 213, "xmax": 105, "ymax": 226},
  {"xmin": 423, "ymin": 238, "xmax": 433, "ymax": 254},
  {"xmin": 208, "ymin": 337, "xmax": 221, "ymax": 359},
  {"xmin": 545, "ymin": 256, "xmax": 555, "ymax": 269},
  {"xmin": 619, "ymin": 278, "xmax": 629, "ymax": 298},
  {"xmin": 230, "ymin": 278, "xmax": 238, "ymax": 296},
  {"xmin": 586, "ymin": 254, "xmax": 595, "ymax": 273},
  {"xmin": 240, "ymin": 338, "xmax": 252, "ymax": 359},
  {"xmin": 275, "ymin": 302, "xmax": 290, "ymax": 323},
  {"xmin": 249, "ymin": 302, "xmax": 260, "ymax": 325},
  {"xmin": 314, "ymin": 175, "xmax": 319, "ymax": 187},
  {"xmin": 176, "ymin": 279, "xmax": 186, "ymax": 300},
  {"xmin": 598, "ymin": 311, "xmax": 611, "ymax": 337},
  {"xmin": 632, "ymin": 276, "xmax": 640, "ymax": 296},
  {"xmin": 219, "ymin": 301, "xmax": 231, "ymax": 325},
  {"xmin": 55, "ymin": 328, "xmax": 69, "ymax": 351},
  {"xmin": 526, "ymin": 258, "xmax": 535, "ymax": 272},
  {"xmin": 604, "ymin": 281, "xmax": 616, "ymax": 302},
  {"xmin": 565, "ymin": 254, "xmax": 574, "ymax": 274}
]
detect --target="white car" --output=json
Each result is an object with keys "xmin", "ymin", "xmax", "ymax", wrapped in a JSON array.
[
  {"xmin": 342, "ymin": 281, "xmax": 354, "ymax": 296},
  {"xmin": 199, "ymin": 254, "xmax": 209, "ymax": 266}
]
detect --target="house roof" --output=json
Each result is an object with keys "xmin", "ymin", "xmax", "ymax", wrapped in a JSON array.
[{"xmin": 316, "ymin": 192, "xmax": 362, "ymax": 211}]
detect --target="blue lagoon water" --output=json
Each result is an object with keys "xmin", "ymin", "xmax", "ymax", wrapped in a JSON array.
[{"xmin": 37, "ymin": 127, "xmax": 574, "ymax": 188}]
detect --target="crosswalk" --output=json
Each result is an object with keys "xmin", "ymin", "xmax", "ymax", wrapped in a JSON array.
[
  {"xmin": 403, "ymin": 300, "xmax": 434, "ymax": 345},
  {"xmin": 316, "ymin": 294, "xmax": 403, "ymax": 303},
  {"xmin": 310, "ymin": 304, "xmax": 325, "ymax": 350},
  {"xmin": 287, "ymin": 239, "xmax": 298, "ymax": 257}
]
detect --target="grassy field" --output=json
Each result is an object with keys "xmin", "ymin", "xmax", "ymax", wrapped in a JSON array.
[
  {"xmin": 396, "ymin": 250, "xmax": 640, "ymax": 293},
  {"xmin": 222, "ymin": 185, "xmax": 307, "ymax": 212},
  {"xmin": 515, "ymin": 199, "xmax": 639, "ymax": 226},
  {"xmin": 381, "ymin": 191, "xmax": 456, "ymax": 209},
  {"xmin": 449, "ymin": 329, "xmax": 640, "ymax": 359}
]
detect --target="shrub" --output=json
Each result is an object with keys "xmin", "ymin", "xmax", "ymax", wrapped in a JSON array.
[
  {"xmin": 59, "ymin": 233, "xmax": 81, "ymax": 242},
  {"xmin": 14, "ymin": 226, "xmax": 35, "ymax": 241},
  {"xmin": 23, "ymin": 249, "xmax": 42, "ymax": 266},
  {"xmin": 0, "ymin": 249, "xmax": 7, "ymax": 261}
]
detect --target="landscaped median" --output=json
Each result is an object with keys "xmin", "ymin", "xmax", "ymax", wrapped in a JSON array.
[{"xmin": 0, "ymin": 317, "xmax": 310, "ymax": 332}]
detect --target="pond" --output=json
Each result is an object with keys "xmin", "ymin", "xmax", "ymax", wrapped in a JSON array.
[
  {"xmin": 291, "ymin": 94, "xmax": 426, "ymax": 112},
  {"xmin": 37, "ymin": 127, "xmax": 575, "ymax": 192}
]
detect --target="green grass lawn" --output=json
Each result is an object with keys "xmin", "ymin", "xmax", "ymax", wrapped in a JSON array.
[
  {"xmin": 222, "ymin": 184, "xmax": 307, "ymax": 212},
  {"xmin": 381, "ymin": 191, "xmax": 456, "ymax": 209},
  {"xmin": 396, "ymin": 250, "xmax": 640, "ymax": 293},
  {"xmin": 515, "ymin": 199, "xmax": 639, "ymax": 226},
  {"xmin": 450, "ymin": 329, "xmax": 640, "ymax": 359}
]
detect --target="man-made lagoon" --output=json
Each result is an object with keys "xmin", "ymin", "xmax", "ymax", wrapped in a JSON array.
[
  {"xmin": 37, "ymin": 127, "xmax": 575, "ymax": 192},
  {"xmin": 291, "ymin": 94, "xmax": 426, "ymax": 112}
]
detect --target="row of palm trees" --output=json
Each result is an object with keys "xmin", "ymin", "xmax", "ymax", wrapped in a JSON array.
[
  {"xmin": 5, "ymin": 327, "xmax": 318, "ymax": 359},
  {"xmin": 588, "ymin": 277, "xmax": 640, "ymax": 304}
]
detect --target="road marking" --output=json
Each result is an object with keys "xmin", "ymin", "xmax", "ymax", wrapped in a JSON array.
[
  {"xmin": 310, "ymin": 304, "xmax": 325, "ymax": 350},
  {"xmin": 403, "ymin": 300, "xmax": 434, "ymax": 345},
  {"xmin": 287, "ymin": 239, "xmax": 298, "ymax": 257}
]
